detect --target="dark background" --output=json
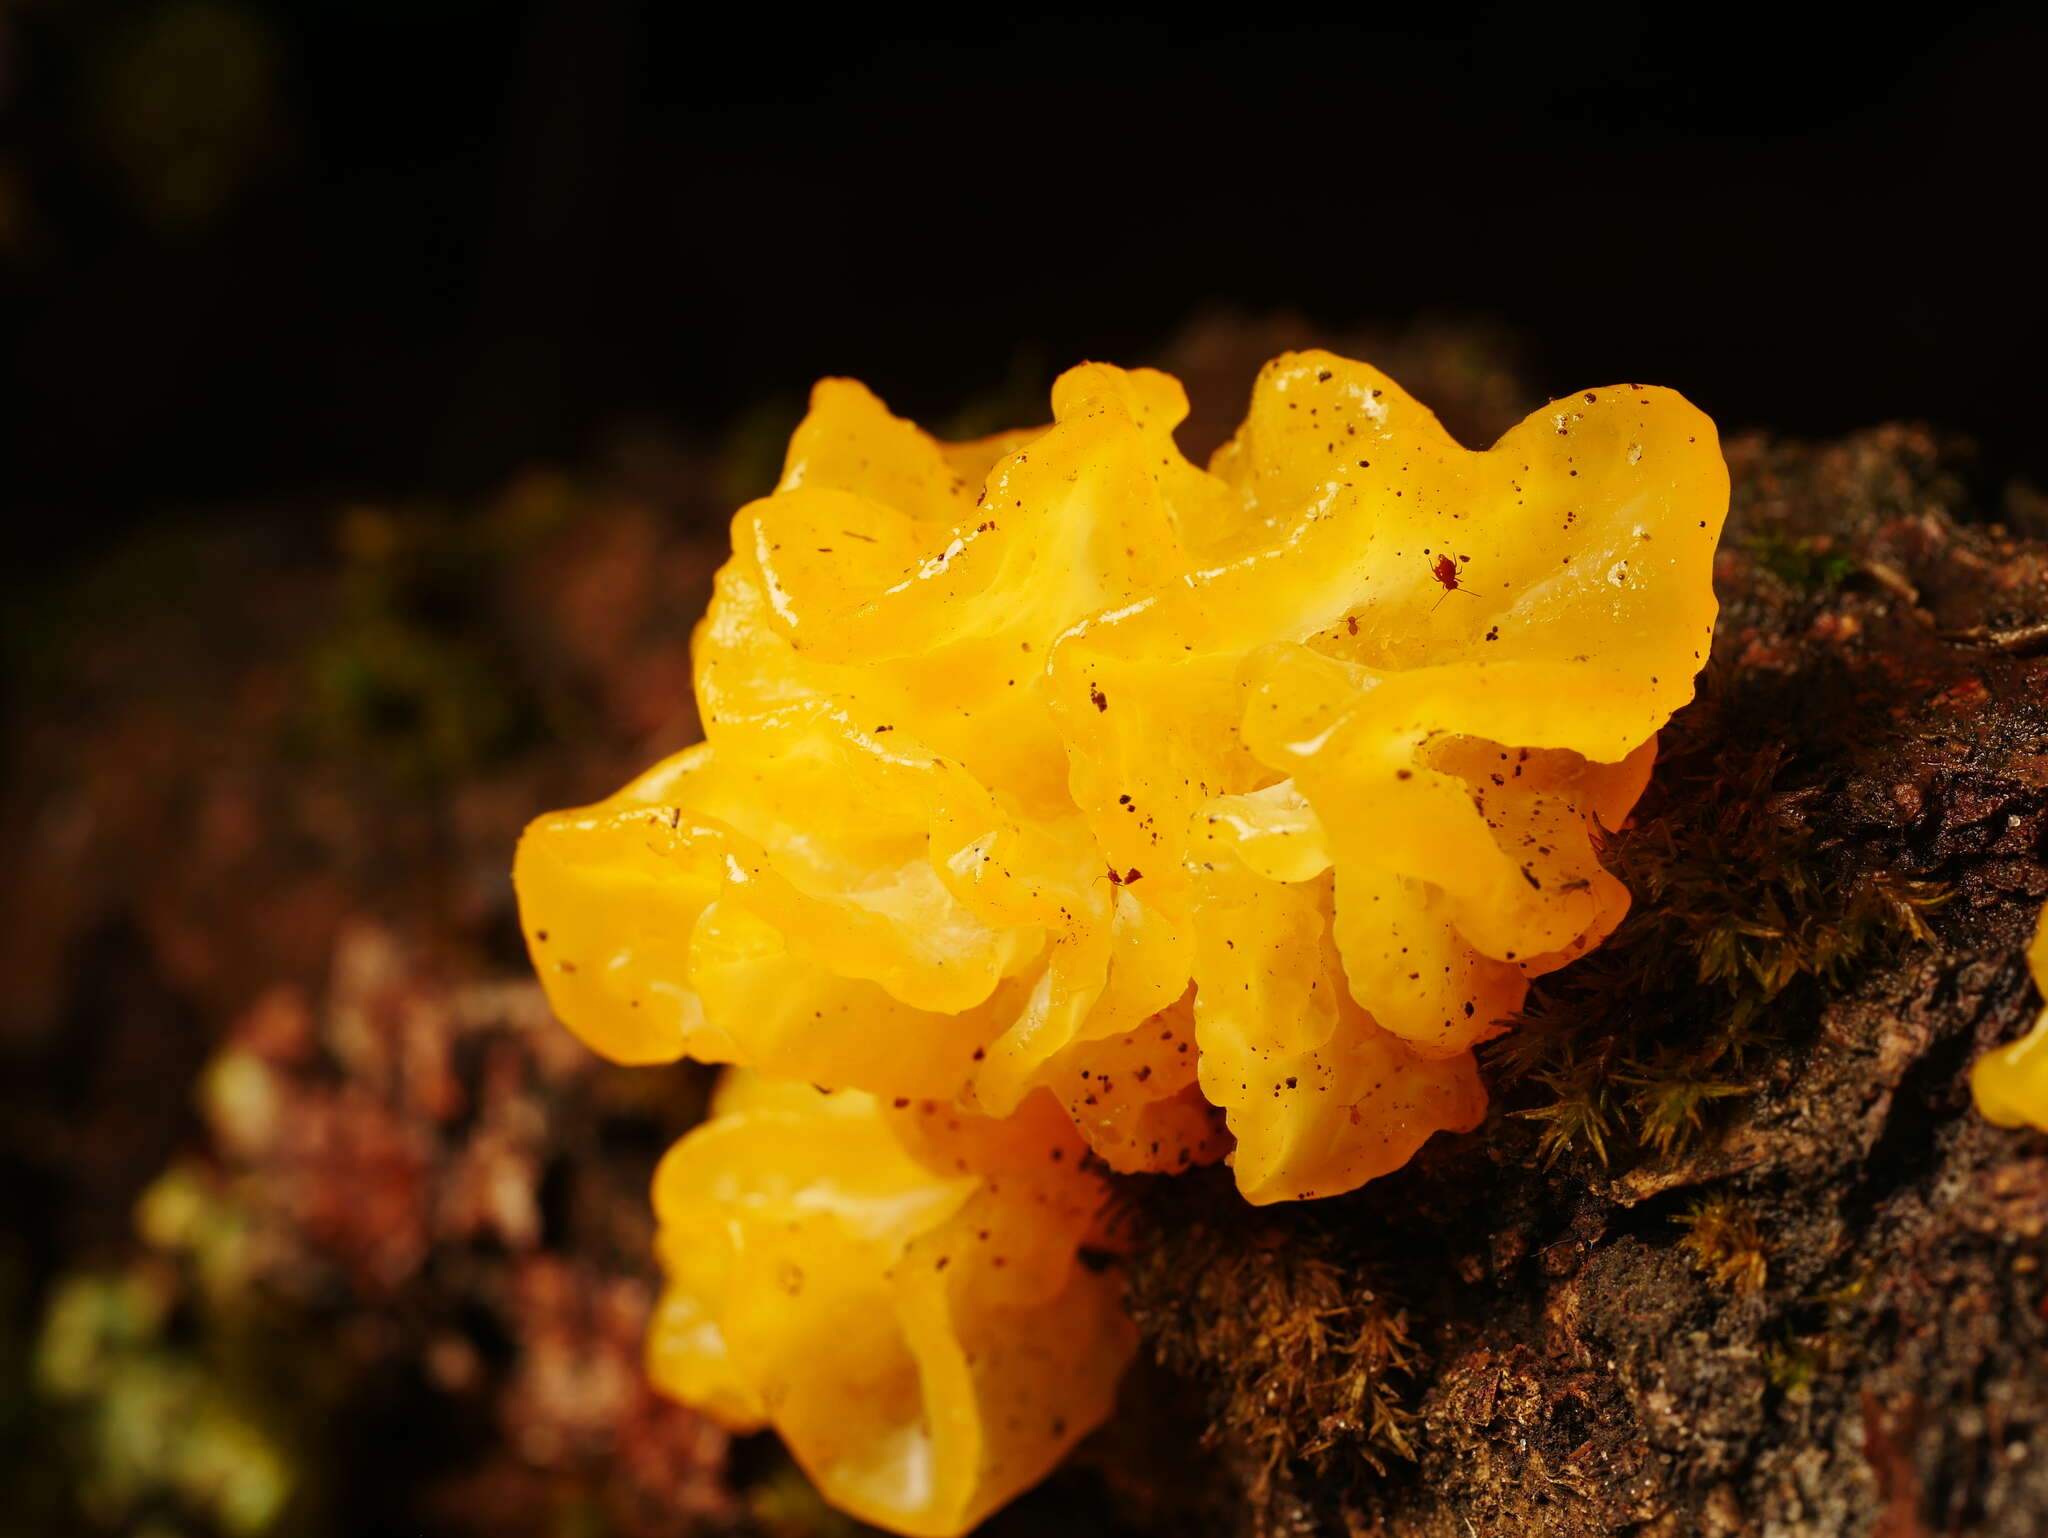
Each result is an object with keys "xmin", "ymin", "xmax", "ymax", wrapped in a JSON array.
[{"xmin": 5, "ymin": 0, "xmax": 2047, "ymax": 572}]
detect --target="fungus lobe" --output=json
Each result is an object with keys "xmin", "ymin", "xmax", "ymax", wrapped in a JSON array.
[
  {"xmin": 519, "ymin": 350, "xmax": 1725, "ymax": 1201},
  {"xmin": 515, "ymin": 350, "xmax": 1727, "ymax": 1532},
  {"xmin": 647, "ymin": 1072, "xmax": 1131, "ymax": 1536},
  {"xmin": 1971, "ymin": 904, "xmax": 2048, "ymax": 1132}
]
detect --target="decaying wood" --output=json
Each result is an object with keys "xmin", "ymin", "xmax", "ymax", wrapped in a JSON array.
[{"xmin": 1110, "ymin": 426, "xmax": 2048, "ymax": 1538}]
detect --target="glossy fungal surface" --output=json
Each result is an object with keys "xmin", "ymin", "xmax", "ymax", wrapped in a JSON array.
[
  {"xmin": 645, "ymin": 1071, "xmax": 1133, "ymax": 1537},
  {"xmin": 517, "ymin": 351, "xmax": 1727, "ymax": 1535},
  {"xmin": 518, "ymin": 350, "xmax": 1727, "ymax": 1202},
  {"xmin": 1971, "ymin": 906, "xmax": 2048, "ymax": 1132}
]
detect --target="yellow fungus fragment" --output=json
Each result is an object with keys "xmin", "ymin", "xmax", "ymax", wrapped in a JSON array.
[
  {"xmin": 646, "ymin": 1070, "xmax": 1133, "ymax": 1537},
  {"xmin": 1971, "ymin": 906, "xmax": 2048, "ymax": 1132},
  {"xmin": 518, "ymin": 351, "xmax": 1726, "ymax": 1204}
]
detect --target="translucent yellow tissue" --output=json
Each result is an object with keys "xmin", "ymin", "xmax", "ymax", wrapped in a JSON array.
[
  {"xmin": 1972, "ymin": 907, "xmax": 2048, "ymax": 1132},
  {"xmin": 645, "ymin": 1071, "xmax": 1133, "ymax": 1537},
  {"xmin": 517, "ymin": 352, "xmax": 1726, "ymax": 1204},
  {"xmin": 519, "ymin": 351, "xmax": 1727, "ymax": 1534}
]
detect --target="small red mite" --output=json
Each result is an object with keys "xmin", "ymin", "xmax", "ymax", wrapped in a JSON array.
[{"xmin": 1425, "ymin": 551, "xmax": 1480, "ymax": 609}]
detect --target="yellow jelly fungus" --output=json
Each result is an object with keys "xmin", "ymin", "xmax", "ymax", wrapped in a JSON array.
[
  {"xmin": 517, "ymin": 350, "xmax": 1727, "ymax": 1205},
  {"xmin": 1971, "ymin": 906, "xmax": 2048, "ymax": 1131},
  {"xmin": 647, "ymin": 1069, "xmax": 1134, "ymax": 1537}
]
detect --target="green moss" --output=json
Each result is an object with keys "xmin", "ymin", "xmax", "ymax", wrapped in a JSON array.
[
  {"xmin": 290, "ymin": 498, "xmax": 566, "ymax": 785},
  {"xmin": 1123, "ymin": 1205, "xmax": 1420, "ymax": 1510},
  {"xmin": 36, "ymin": 1270, "xmax": 297, "ymax": 1536},
  {"xmin": 1744, "ymin": 530, "xmax": 1857, "ymax": 592},
  {"xmin": 1674, "ymin": 1194, "xmax": 1769, "ymax": 1297},
  {"xmin": 1761, "ymin": 1337, "xmax": 1821, "ymax": 1396},
  {"xmin": 1762, "ymin": 1274, "xmax": 1870, "ymax": 1398},
  {"xmin": 28, "ymin": 1162, "xmax": 360, "ymax": 1537},
  {"xmin": 1624, "ymin": 1068, "xmax": 1753, "ymax": 1162},
  {"xmin": 1489, "ymin": 717, "xmax": 1947, "ymax": 1171}
]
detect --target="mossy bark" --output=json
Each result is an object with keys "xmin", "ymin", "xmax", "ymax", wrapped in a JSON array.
[{"xmin": 1105, "ymin": 426, "xmax": 2048, "ymax": 1538}]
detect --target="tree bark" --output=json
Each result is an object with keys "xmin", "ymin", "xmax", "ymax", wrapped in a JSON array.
[{"xmin": 1113, "ymin": 425, "xmax": 2048, "ymax": 1538}]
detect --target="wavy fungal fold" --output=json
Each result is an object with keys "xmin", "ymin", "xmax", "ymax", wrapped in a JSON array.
[
  {"xmin": 1972, "ymin": 906, "xmax": 2048, "ymax": 1132},
  {"xmin": 516, "ymin": 351, "xmax": 1728, "ymax": 1533},
  {"xmin": 647, "ymin": 1073, "xmax": 1132, "ymax": 1536}
]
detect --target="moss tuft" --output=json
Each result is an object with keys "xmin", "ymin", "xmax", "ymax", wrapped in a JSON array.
[
  {"xmin": 1743, "ymin": 529, "xmax": 1857, "ymax": 592},
  {"xmin": 1674, "ymin": 1193, "xmax": 1769, "ymax": 1297},
  {"xmin": 1762, "ymin": 1274, "xmax": 1871, "ymax": 1398},
  {"xmin": 1489, "ymin": 703, "xmax": 1947, "ymax": 1170},
  {"xmin": 1119, "ymin": 1184, "xmax": 1421, "ymax": 1515}
]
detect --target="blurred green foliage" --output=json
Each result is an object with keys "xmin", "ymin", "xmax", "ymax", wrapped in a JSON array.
[
  {"xmin": 37, "ymin": 1270, "xmax": 292, "ymax": 1536},
  {"xmin": 292, "ymin": 490, "xmax": 573, "ymax": 786},
  {"xmin": 29, "ymin": 1161, "xmax": 331, "ymax": 1538}
]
